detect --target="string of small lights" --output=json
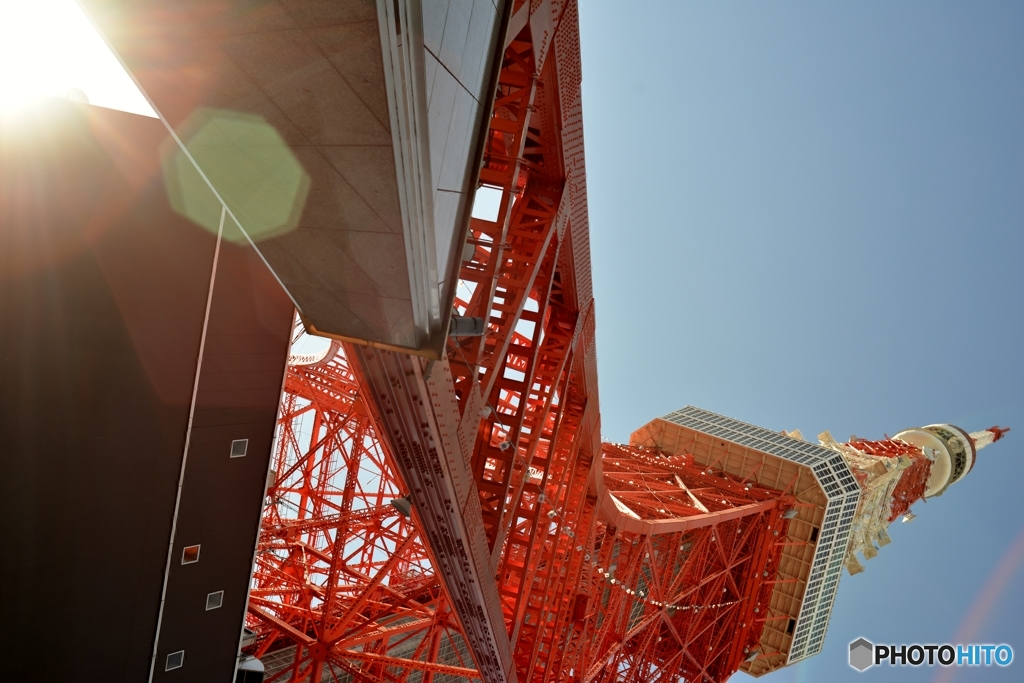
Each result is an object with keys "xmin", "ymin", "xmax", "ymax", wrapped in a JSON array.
[
  {"xmin": 541, "ymin": 491, "xmax": 743, "ymax": 613},
  {"xmin": 437, "ymin": 357, "xmax": 753, "ymax": 615}
]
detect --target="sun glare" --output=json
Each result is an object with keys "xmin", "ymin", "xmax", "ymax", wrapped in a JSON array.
[{"xmin": 0, "ymin": 0, "xmax": 155, "ymax": 116}]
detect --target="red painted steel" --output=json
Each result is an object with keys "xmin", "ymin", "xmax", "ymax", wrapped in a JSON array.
[
  {"xmin": 574, "ymin": 445, "xmax": 792, "ymax": 683},
  {"xmin": 246, "ymin": 340, "xmax": 794, "ymax": 683},
  {"xmin": 846, "ymin": 438, "xmax": 921, "ymax": 458},
  {"xmin": 887, "ymin": 455, "xmax": 932, "ymax": 522},
  {"xmin": 983, "ymin": 426, "xmax": 1011, "ymax": 442},
  {"xmin": 844, "ymin": 439, "xmax": 934, "ymax": 522},
  {"xmin": 245, "ymin": 333, "xmax": 478, "ymax": 682},
  {"xmin": 245, "ymin": 3, "xmax": 793, "ymax": 683}
]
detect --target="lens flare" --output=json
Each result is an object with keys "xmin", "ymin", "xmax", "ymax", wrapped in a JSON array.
[
  {"xmin": 930, "ymin": 523, "xmax": 1024, "ymax": 683},
  {"xmin": 161, "ymin": 108, "xmax": 310, "ymax": 243},
  {"xmin": 0, "ymin": 0, "xmax": 153, "ymax": 116}
]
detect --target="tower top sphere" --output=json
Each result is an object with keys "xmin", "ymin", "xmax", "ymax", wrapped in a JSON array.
[{"xmin": 892, "ymin": 424, "xmax": 1009, "ymax": 497}]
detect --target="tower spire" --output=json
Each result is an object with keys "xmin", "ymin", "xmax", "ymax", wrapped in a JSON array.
[
  {"xmin": 971, "ymin": 425, "xmax": 1011, "ymax": 450},
  {"xmin": 820, "ymin": 421, "xmax": 1009, "ymax": 577}
]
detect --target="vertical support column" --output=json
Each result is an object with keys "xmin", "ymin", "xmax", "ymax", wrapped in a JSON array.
[{"xmin": 350, "ymin": 346, "xmax": 516, "ymax": 683}]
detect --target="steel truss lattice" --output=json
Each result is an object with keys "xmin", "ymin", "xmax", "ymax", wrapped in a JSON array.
[
  {"xmin": 246, "ymin": 332, "xmax": 478, "ymax": 683},
  {"xmin": 244, "ymin": 3, "xmax": 796, "ymax": 683}
]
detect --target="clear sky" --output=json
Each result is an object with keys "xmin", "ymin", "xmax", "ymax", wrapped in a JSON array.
[
  {"xmin": 579, "ymin": 1, "xmax": 1024, "ymax": 680},
  {"xmin": 8, "ymin": 1, "xmax": 1023, "ymax": 680}
]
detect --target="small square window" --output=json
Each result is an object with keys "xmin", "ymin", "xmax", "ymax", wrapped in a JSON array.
[
  {"xmin": 206, "ymin": 590, "xmax": 224, "ymax": 611},
  {"xmin": 181, "ymin": 545, "xmax": 201, "ymax": 565},
  {"xmin": 165, "ymin": 650, "xmax": 184, "ymax": 671},
  {"xmin": 230, "ymin": 439, "xmax": 248, "ymax": 458}
]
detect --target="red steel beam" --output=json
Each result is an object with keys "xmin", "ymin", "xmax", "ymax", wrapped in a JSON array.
[{"xmin": 245, "ymin": 332, "xmax": 480, "ymax": 683}]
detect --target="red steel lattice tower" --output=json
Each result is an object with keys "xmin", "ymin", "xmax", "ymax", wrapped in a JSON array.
[
  {"xmin": 246, "ymin": 331, "xmax": 479, "ymax": 682},
  {"xmin": 238, "ymin": 3, "xmax": 1011, "ymax": 683},
  {"xmin": 245, "ymin": 341, "xmax": 803, "ymax": 683},
  {"xmin": 574, "ymin": 444, "xmax": 793, "ymax": 683}
]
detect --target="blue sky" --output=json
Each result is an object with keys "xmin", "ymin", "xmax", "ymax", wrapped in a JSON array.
[{"xmin": 580, "ymin": 1, "xmax": 1024, "ymax": 680}]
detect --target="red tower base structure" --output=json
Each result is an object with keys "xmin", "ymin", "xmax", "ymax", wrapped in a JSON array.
[
  {"xmin": 247, "ymin": 335, "xmax": 477, "ymax": 681},
  {"xmin": 240, "ymin": 2, "xmax": 805, "ymax": 682},
  {"xmin": 245, "ymin": 342, "xmax": 798, "ymax": 683}
]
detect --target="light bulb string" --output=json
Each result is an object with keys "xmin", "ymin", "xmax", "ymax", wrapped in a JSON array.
[
  {"xmin": 588, "ymin": 561, "xmax": 742, "ymax": 611},
  {"xmin": 541, "ymin": 495, "xmax": 742, "ymax": 612},
  {"xmin": 440, "ymin": 357, "xmax": 750, "ymax": 614}
]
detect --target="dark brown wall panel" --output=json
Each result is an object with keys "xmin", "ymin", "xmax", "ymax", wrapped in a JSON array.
[
  {"xmin": 152, "ymin": 220, "xmax": 294, "ymax": 682},
  {"xmin": 0, "ymin": 100, "xmax": 292, "ymax": 681}
]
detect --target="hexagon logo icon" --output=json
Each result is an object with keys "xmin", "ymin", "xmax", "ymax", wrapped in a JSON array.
[{"xmin": 849, "ymin": 638, "xmax": 874, "ymax": 671}]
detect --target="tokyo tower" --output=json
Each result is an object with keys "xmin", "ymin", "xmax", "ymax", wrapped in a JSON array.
[
  {"xmin": 247, "ymin": 345, "xmax": 1009, "ymax": 682},
  {"xmin": 1, "ymin": 1, "xmax": 1010, "ymax": 682}
]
